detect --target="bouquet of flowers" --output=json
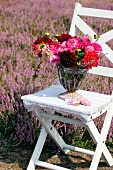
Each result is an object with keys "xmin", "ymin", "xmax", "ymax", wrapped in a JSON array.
[
  {"xmin": 32, "ymin": 33, "xmax": 102, "ymax": 69},
  {"xmin": 32, "ymin": 33, "xmax": 102, "ymax": 106}
]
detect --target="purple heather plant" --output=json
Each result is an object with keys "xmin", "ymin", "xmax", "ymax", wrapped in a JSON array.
[{"xmin": 0, "ymin": 0, "xmax": 113, "ymax": 148}]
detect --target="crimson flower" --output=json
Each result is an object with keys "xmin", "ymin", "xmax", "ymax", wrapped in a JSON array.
[
  {"xmin": 59, "ymin": 50, "xmax": 77, "ymax": 68},
  {"xmin": 55, "ymin": 34, "xmax": 73, "ymax": 43},
  {"xmin": 32, "ymin": 36, "xmax": 52, "ymax": 55}
]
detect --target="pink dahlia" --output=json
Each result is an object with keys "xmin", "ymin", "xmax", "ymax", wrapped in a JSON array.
[
  {"xmin": 41, "ymin": 48, "xmax": 60, "ymax": 63},
  {"xmin": 49, "ymin": 54, "xmax": 60, "ymax": 63},
  {"xmin": 47, "ymin": 41, "xmax": 60, "ymax": 54},
  {"xmin": 66, "ymin": 37, "xmax": 82, "ymax": 51},
  {"xmin": 85, "ymin": 45, "xmax": 95, "ymax": 52},
  {"xmin": 91, "ymin": 42, "xmax": 102, "ymax": 54},
  {"xmin": 82, "ymin": 34, "xmax": 92, "ymax": 46}
]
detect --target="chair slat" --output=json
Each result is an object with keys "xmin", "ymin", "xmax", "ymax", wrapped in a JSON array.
[
  {"xmin": 69, "ymin": 3, "xmax": 82, "ymax": 36},
  {"xmin": 89, "ymin": 66, "xmax": 113, "ymax": 77},
  {"xmin": 77, "ymin": 7, "xmax": 113, "ymax": 19},
  {"xmin": 98, "ymin": 30, "xmax": 113, "ymax": 44},
  {"xmin": 75, "ymin": 16, "xmax": 96, "ymax": 38},
  {"xmin": 102, "ymin": 43, "xmax": 113, "ymax": 63}
]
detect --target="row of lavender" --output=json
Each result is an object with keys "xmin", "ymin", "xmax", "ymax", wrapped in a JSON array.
[{"xmin": 0, "ymin": 0, "xmax": 113, "ymax": 147}]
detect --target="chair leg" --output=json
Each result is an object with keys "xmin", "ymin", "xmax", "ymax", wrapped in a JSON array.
[
  {"xmin": 34, "ymin": 110, "xmax": 69, "ymax": 153},
  {"xmin": 28, "ymin": 108, "xmax": 113, "ymax": 170},
  {"xmin": 87, "ymin": 107, "xmax": 113, "ymax": 170},
  {"xmin": 27, "ymin": 127, "xmax": 47, "ymax": 170}
]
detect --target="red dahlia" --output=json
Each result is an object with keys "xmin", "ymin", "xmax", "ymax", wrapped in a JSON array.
[{"xmin": 82, "ymin": 51, "xmax": 100, "ymax": 69}]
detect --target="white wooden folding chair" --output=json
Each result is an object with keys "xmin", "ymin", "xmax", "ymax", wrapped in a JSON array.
[{"xmin": 21, "ymin": 3, "xmax": 113, "ymax": 170}]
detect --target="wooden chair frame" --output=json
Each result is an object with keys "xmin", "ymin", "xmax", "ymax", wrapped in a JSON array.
[{"xmin": 21, "ymin": 3, "xmax": 113, "ymax": 170}]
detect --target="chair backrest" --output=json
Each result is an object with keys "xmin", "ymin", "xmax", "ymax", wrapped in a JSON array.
[{"xmin": 69, "ymin": 3, "xmax": 113, "ymax": 78}]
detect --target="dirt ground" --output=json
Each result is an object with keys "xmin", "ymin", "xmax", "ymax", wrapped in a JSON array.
[{"xmin": 0, "ymin": 144, "xmax": 113, "ymax": 170}]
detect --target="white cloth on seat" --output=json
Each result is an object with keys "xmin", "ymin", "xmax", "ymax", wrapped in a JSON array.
[{"xmin": 21, "ymin": 85, "xmax": 113, "ymax": 122}]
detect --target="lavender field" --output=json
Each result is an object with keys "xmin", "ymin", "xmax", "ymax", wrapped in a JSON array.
[{"xmin": 0, "ymin": 0, "xmax": 113, "ymax": 151}]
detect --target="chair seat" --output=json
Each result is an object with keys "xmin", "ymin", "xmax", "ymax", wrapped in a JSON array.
[{"xmin": 21, "ymin": 85, "xmax": 113, "ymax": 122}]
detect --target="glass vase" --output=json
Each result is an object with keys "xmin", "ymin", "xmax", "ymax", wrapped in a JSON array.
[{"xmin": 57, "ymin": 64, "xmax": 88, "ymax": 100}]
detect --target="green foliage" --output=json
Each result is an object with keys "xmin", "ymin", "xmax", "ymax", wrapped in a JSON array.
[
  {"xmin": 0, "ymin": 107, "xmax": 40, "ymax": 147},
  {"xmin": 33, "ymin": 73, "xmax": 38, "ymax": 80},
  {"xmin": 92, "ymin": 24, "xmax": 96, "ymax": 29},
  {"xmin": 0, "ymin": 110, "xmax": 16, "ymax": 139},
  {"xmin": 0, "ymin": 74, "xmax": 2, "ymax": 82}
]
